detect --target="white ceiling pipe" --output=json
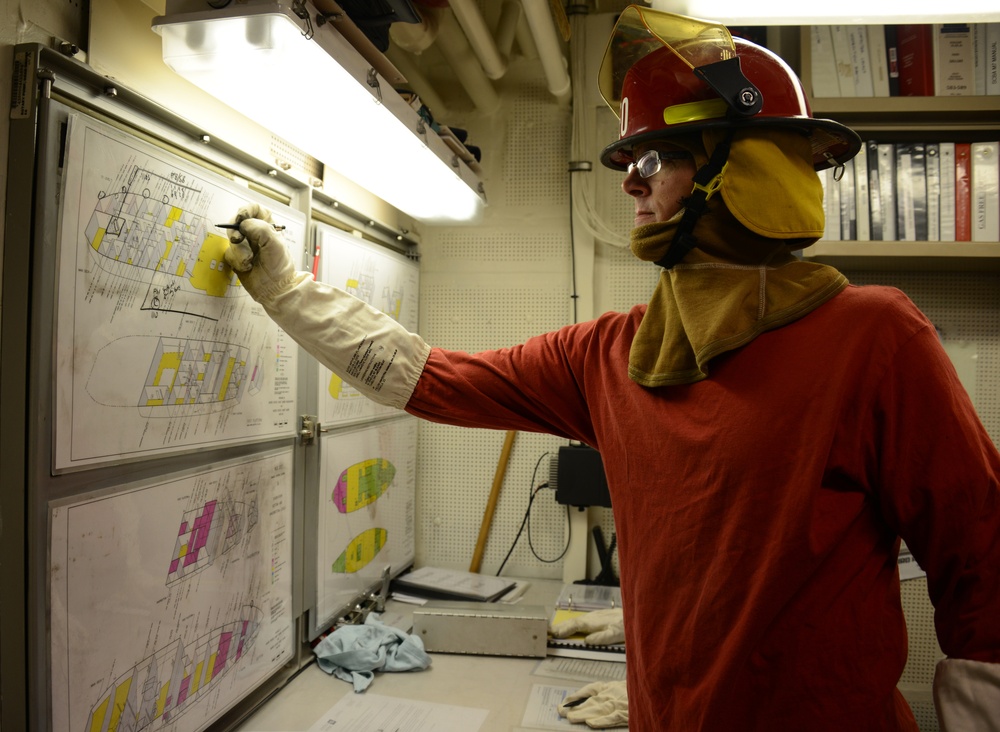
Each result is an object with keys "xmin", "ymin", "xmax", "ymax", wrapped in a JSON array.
[
  {"xmin": 448, "ymin": 0, "xmax": 508, "ymax": 79},
  {"xmin": 519, "ymin": 0, "xmax": 571, "ymax": 103},
  {"xmin": 434, "ymin": 8, "xmax": 502, "ymax": 115},
  {"xmin": 514, "ymin": 12, "xmax": 539, "ymax": 60},
  {"xmin": 495, "ymin": 0, "xmax": 522, "ymax": 61}
]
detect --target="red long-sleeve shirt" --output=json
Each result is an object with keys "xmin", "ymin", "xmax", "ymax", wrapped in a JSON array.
[{"xmin": 406, "ymin": 284, "xmax": 1000, "ymax": 731}]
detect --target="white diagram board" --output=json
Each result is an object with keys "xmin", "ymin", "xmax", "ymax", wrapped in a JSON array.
[
  {"xmin": 49, "ymin": 448, "xmax": 295, "ymax": 732},
  {"xmin": 315, "ymin": 417, "xmax": 417, "ymax": 632},
  {"xmin": 54, "ymin": 113, "xmax": 304, "ymax": 471},
  {"xmin": 314, "ymin": 224, "xmax": 420, "ymax": 428}
]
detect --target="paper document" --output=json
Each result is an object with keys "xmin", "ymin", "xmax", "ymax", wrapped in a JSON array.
[
  {"xmin": 521, "ymin": 684, "xmax": 616, "ymax": 730},
  {"xmin": 533, "ymin": 656, "xmax": 628, "ymax": 683},
  {"xmin": 306, "ymin": 693, "xmax": 488, "ymax": 732}
]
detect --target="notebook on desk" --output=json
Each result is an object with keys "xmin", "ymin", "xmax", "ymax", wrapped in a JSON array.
[{"xmin": 391, "ymin": 566, "xmax": 516, "ymax": 602}]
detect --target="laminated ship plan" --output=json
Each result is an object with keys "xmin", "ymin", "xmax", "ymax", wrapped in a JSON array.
[{"xmin": 85, "ymin": 606, "xmax": 262, "ymax": 732}]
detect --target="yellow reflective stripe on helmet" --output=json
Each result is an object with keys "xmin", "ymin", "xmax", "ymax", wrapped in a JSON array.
[{"xmin": 662, "ymin": 98, "xmax": 728, "ymax": 126}]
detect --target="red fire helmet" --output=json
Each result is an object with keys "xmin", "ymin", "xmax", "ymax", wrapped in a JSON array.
[{"xmin": 598, "ymin": 6, "xmax": 861, "ymax": 172}]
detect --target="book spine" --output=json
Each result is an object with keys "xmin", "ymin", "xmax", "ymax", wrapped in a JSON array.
[
  {"xmin": 867, "ymin": 141, "xmax": 884, "ymax": 240},
  {"xmin": 878, "ymin": 143, "xmax": 898, "ymax": 240},
  {"xmin": 885, "ymin": 25, "xmax": 901, "ymax": 96},
  {"xmin": 955, "ymin": 142, "xmax": 972, "ymax": 241},
  {"xmin": 898, "ymin": 24, "xmax": 935, "ymax": 96},
  {"xmin": 939, "ymin": 142, "xmax": 956, "ymax": 241},
  {"xmin": 935, "ymin": 23, "xmax": 975, "ymax": 96},
  {"xmin": 970, "ymin": 141, "xmax": 1000, "ymax": 242},
  {"xmin": 925, "ymin": 143, "xmax": 940, "ymax": 242},
  {"xmin": 868, "ymin": 25, "xmax": 891, "ymax": 97},
  {"xmin": 973, "ymin": 24, "xmax": 988, "ymax": 96},
  {"xmin": 988, "ymin": 24, "xmax": 1000, "ymax": 95},
  {"xmin": 854, "ymin": 146, "xmax": 871, "ymax": 240},
  {"xmin": 849, "ymin": 25, "xmax": 876, "ymax": 97},
  {"xmin": 810, "ymin": 25, "xmax": 842, "ymax": 97},
  {"xmin": 831, "ymin": 25, "xmax": 858, "ymax": 96},
  {"xmin": 896, "ymin": 143, "xmax": 916, "ymax": 240},
  {"xmin": 912, "ymin": 143, "xmax": 928, "ymax": 240}
]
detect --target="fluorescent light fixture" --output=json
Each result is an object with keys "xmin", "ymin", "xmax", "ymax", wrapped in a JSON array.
[
  {"xmin": 649, "ymin": 0, "xmax": 1000, "ymax": 24},
  {"xmin": 153, "ymin": 2, "xmax": 485, "ymax": 224}
]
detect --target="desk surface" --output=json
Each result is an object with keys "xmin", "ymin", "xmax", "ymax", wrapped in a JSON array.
[{"xmin": 234, "ymin": 579, "xmax": 626, "ymax": 732}]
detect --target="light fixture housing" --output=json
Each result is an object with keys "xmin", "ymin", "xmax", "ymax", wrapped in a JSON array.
[
  {"xmin": 648, "ymin": 0, "xmax": 1000, "ymax": 24},
  {"xmin": 152, "ymin": 1, "xmax": 486, "ymax": 225}
]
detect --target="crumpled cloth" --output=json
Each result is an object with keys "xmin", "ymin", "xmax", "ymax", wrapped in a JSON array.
[{"xmin": 313, "ymin": 614, "xmax": 432, "ymax": 692}]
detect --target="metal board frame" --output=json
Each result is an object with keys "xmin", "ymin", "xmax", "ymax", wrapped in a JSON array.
[{"xmin": 2, "ymin": 43, "xmax": 319, "ymax": 732}]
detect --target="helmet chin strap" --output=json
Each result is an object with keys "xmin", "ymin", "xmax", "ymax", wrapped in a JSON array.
[{"xmin": 655, "ymin": 128, "xmax": 736, "ymax": 270}]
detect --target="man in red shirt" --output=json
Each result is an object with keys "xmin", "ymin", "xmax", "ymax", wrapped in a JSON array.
[{"xmin": 225, "ymin": 7, "xmax": 1000, "ymax": 730}]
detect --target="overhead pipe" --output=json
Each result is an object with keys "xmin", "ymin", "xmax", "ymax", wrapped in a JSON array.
[
  {"xmin": 519, "ymin": 0, "xmax": 571, "ymax": 103},
  {"xmin": 495, "ymin": 1, "xmax": 523, "ymax": 63},
  {"xmin": 433, "ymin": 8, "xmax": 502, "ymax": 115},
  {"xmin": 448, "ymin": 0, "xmax": 509, "ymax": 79},
  {"xmin": 514, "ymin": 12, "xmax": 539, "ymax": 60}
]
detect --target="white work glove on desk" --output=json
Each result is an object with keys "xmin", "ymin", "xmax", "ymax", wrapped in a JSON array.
[
  {"xmin": 224, "ymin": 204, "xmax": 430, "ymax": 409},
  {"xmin": 934, "ymin": 658, "xmax": 1000, "ymax": 732},
  {"xmin": 549, "ymin": 608, "xmax": 625, "ymax": 646},
  {"xmin": 558, "ymin": 680, "xmax": 628, "ymax": 729}
]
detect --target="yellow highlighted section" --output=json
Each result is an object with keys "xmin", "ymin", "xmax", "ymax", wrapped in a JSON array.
[
  {"xmin": 189, "ymin": 234, "xmax": 232, "ymax": 297},
  {"xmin": 89, "ymin": 695, "xmax": 110, "ymax": 732},
  {"xmin": 156, "ymin": 680, "xmax": 170, "ymax": 718},
  {"xmin": 154, "ymin": 352, "xmax": 182, "ymax": 387},
  {"xmin": 205, "ymin": 652, "xmax": 217, "ymax": 684},
  {"xmin": 191, "ymin": 661, "xmax": 204, "ymax": 694},
  {"xmin": 92, "ymin": 228, "xmax": 106, "ymax": 252},
  {"xmin": 328, "ymin": 374, "xmax": 344, "ymax": 399},
  {"xmin": 108, "ymin": 677, "xmax": 133, "ymax": 732},
  {"xmin": 156, "ymin": 240, "xmax": 174, "ymax": 272},
  {"xmin": 219, "ymin": 357, "xmax": 236, "ymax": 400}
]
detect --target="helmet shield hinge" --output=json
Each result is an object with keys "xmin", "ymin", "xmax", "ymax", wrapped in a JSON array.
[{"xmin": 693, "ymin": 57, "xmax": 763, "ymax": 118}]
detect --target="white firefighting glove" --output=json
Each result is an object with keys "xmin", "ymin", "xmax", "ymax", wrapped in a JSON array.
[
  {"xmin": 549, "ymin": 608, "xmax": 625, "ymax": 646},
  {"xmin": 933, "ymin": 658, "xmax": 1000, "ymax": 732},
  {"xmin": 223, "ymin": 204, "xmax": 430, "ymax": 409},
  {"xmin": 558, "ymin": 680, "xmax": 628, "ymax": 729}
]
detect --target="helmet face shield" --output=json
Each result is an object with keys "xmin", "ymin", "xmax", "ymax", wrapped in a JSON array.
[{"xmin": 598, "ymin": 6, "xmax": 735, "ymax": 117}]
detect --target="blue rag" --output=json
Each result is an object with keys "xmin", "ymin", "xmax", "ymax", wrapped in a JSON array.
[{"xmin": 313, "ymin": 614, "xmax": 431, "ymax": 692}]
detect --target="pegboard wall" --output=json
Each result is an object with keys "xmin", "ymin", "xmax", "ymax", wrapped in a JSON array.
[{"xmin": 414, "ymin": 68, "xmax": 587, "ymax": 579}]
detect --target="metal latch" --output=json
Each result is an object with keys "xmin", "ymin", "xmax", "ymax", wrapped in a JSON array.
[{"xmin": 299, "ymin": 414, "xmax": 318, "ymax": 445}]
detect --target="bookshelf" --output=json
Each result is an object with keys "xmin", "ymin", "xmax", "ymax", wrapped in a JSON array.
[
  {"xmin": 804, "ymin": 240, "xmax": 1000, "ymax": 271},
  {"xmin": 797, "ymin": 25, "xmax": 1000, "ymax": 272}
]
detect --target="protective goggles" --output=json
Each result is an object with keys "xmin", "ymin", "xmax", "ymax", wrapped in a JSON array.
[{"xmin": 626, "ymin": 149, "xmax": 691, "ymax": 179}]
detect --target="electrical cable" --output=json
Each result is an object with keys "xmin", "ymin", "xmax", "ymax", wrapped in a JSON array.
[
  {"xmin": 568, "ymin": 167, "xmax": 580, "ymax": 324},
  {"xmin": 496, "ymin": 451, "xmax": 571, "ymax": 576}
]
